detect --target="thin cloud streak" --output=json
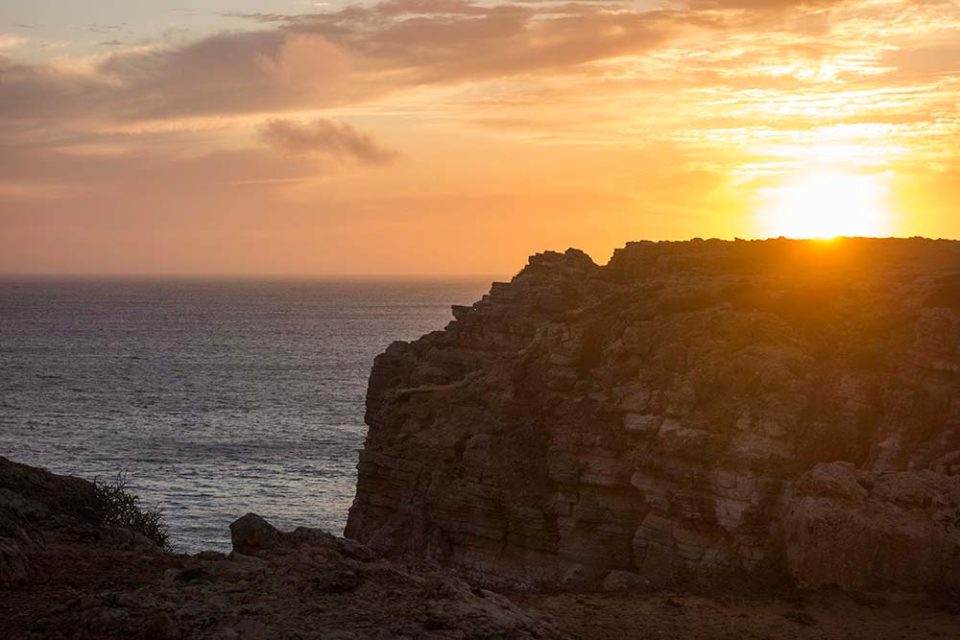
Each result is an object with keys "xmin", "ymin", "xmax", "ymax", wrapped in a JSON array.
[{"xmin": 259, "ymin": 118, "xmax": 400, "ymax": 164}]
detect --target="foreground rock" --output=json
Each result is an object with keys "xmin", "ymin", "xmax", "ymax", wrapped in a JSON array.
[
  {"xmin": 0, "ymin": 456, "xmax": 163, "ymax": 586},
  {"xmin": 18, "ymin": 519, "xmax": 568, "ymax": 640},
  {"xmin": 0, "ymin": 458, "xmax": 569, "ymax": 639},
  {"xmin": 346, "ymin": 238, "xmax": 960, "ymax": 595},
  {"xmin": 3, "ymin": 459, "xmax": 957, "ymax": 640}
]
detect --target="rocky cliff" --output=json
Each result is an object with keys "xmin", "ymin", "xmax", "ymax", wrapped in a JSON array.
[{"xmin": 345, "ymin": 237, "xmax": 960, "ymax": 594}]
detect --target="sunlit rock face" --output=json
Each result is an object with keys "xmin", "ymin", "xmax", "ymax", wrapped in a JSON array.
[{"xmin": 345, "ymin": 238, "xmax": 960, "ymax": 593}]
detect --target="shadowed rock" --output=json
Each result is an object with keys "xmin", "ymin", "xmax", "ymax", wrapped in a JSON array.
[
  {"xmin": 229, "ymin": 512, "xmax": 283, "ymax": 555},
  {"xmin": 346, "ymin": 238, "xmax": 960, "ymax": 594},
  {"xmin": 0, "ymin": 456, "xmax": 164, "ymax": 586},
  {"xmin": 0, "ymin": 460, "xmax": 572, "ymax": 639}
]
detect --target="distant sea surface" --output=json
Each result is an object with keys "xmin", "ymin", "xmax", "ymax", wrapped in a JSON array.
[{"xmin": 0, "ymin": 278, "xmax": 490, "ymax": 552}]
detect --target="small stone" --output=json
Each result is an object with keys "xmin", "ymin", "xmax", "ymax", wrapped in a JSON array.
[
  {"xmin": 558, "ymin": 564, "xmax": 589, "ymax": 590},
  {"xmin": 623, "ymin": 413, "xmax": 662, "ymax": 434},
  {"xmin": 230, "ymin": 513, "xmax": 282, "ymax": 555},
  {"xmin": 601, "ymin": 570, "xmax": 651, "ymax": 592},
  {"xmin": 140, "ymin": 612, "xmax": 177, "ymax": 640},
  {"xmin": 783, "ymin": 609, "xmax": 815, "ymax": 626},
  {"xmin": 174, "ymin": 566, "xmax": 208, "ymax": 583}
]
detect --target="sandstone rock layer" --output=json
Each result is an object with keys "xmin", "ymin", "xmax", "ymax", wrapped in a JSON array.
[{"xmin": 346, "ymin": 238, "xmax": 960, "ymax": 593}]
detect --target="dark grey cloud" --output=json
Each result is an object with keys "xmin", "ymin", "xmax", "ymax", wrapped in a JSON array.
[
  {"xmin": 87, "ymin": 23, "xmax": 128, "ymax": 33},
  {"xmin": 259, "ymin": 118, "xmax": 399, "ymax": 165}
]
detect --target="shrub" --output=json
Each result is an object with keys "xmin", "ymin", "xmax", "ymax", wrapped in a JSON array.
[{"xmin": 91, "ymin": 473, "xmax": 171, "ymax": 551}]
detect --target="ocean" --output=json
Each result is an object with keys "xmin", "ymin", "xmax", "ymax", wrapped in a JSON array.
[{"xmin": 0, "ymin": 278, "xmax": 490, "ymax": 553}]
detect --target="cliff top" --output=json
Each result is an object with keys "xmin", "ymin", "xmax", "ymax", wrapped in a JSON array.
[{"xmin": 517, "ymin": 237, "xmax": 960, "ymax": 279}]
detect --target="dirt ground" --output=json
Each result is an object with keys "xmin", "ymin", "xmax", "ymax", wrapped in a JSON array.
[
  {"xmin": 5, "ymin": 538, "xmax": 960, "ymax": 639},
  {"xmin": 520, "ymin": 591, "xmax": 960, "ymax": 640}
]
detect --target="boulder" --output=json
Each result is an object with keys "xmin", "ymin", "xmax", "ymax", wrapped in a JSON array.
[
  {"xmin": 602, "ymin": 569, "xmax": 651, "ymax": 592},
  {"xmin": 229, "ymin": 513, "xmax": 282, "ymax": 555}
]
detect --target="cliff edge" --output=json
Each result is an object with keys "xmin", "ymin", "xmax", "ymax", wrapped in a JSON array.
[{"xmin": 346, "ymin": 237, "xmax": 960, "ymax": 595}]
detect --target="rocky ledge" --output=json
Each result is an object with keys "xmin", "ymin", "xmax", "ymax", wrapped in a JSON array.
[
  {"xmin": 0, "ymin": 457, "xmax": 569, "ymax": 639},
  {"xmin": 4, "ymin": 459, "xmax": 959, "ymax": 640},
  {"xmin": 346, "ymin": 237, "xmax": 960, "ymax": 595}
]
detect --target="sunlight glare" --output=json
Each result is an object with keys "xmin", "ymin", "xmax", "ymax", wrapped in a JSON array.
[{"xmin": 758, "ymin": 170, "xmax": 894, "ymax": 239}]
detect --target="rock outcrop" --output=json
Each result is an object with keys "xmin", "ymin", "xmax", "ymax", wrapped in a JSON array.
[
  {"xmin": 346, "ymin": 238, "xmax": 960, "ymax": 594},
  {"xmin": 0, "ymin": 456, "xmax": 163, "ymax": 586},
  {"xmin": 0, "ymin": 458, "xmax": 570, "ymax": 639}
]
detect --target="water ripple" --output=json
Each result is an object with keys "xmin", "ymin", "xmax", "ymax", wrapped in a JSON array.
[{"xmin": 0, "ymin": 278, "xmax": 487, "ymax": 552}]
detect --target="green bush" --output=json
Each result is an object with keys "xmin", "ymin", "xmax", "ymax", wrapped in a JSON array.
[{"xmin": 91, "ymin": 473, "xmax": 171, "ymax": 551}]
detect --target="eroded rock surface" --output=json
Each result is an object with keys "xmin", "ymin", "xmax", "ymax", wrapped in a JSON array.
[
  {"xmin": 346, "ymin": 238, "xmax": 960, "ymax": 593},
  {"xmin": 0, "ymin": 456, "xmax": 162, "ymax": 586},
  {"xmin": 0, "ymin": 459, "xmax": 570, "ymax": 639},
  {"xmin": 17, "ymin": 517, "xmax": 569, "ymax": 640}
]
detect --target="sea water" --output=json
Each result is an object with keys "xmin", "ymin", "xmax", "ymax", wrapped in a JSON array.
[{"xmin": 0, "ymin": 278, "xmax": 489, "ymax": 552}]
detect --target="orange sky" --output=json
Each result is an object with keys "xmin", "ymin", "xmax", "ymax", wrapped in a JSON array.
[{"xmin": 2, "ymin": 0, "xmax": 959, "ymax": 275}]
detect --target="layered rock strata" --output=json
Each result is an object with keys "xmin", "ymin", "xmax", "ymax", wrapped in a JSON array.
[{"xmin": 346, "ymin": 238, "xmax": 960, "ymax": 593}]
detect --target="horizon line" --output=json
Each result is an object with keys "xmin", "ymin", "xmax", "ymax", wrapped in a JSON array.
[
  {"xmin": 2, "ymin": 236, "xmax": 957, "ymax": 282},
  {"xmin": 0, "ymin": 272, "xmax": 510, "ymax": 281}
]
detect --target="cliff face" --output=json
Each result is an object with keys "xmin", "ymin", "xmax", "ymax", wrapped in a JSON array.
[{"xmin": 345, "ymin": 238, "xmax": 960, "ymax": 593}]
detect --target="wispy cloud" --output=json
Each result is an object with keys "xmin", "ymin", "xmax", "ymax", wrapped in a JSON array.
[
  {"xmin": 0, "ymin": 34, "xmax": 29, "ymax": 51},
  {"xmin": 259, "ymin": 118, "xmax": 399, "ymax": 164},
  {"xmin": 0, "ymin": 1, "xmax": 688, "ymax": 127}
]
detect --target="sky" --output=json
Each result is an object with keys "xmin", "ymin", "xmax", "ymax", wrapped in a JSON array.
[{"xmin": 1, "ymin": 0, "xmax": 959, "ymax": 276}]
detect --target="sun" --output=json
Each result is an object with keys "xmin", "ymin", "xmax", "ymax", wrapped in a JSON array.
[{"xmin": 758, "ymin": 170, "xmax": 894, "ymax": 239}]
